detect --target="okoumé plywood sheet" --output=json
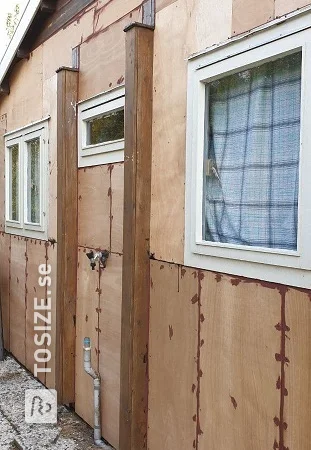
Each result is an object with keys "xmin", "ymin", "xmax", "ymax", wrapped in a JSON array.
[
  {"xmin": 25, "ymin": 239, "xmax": 48, "ymax": 384},
  {"xmin": 199, "ymin": 273, "xmax": 280, "ymax": 450},
  {"xmin": 78, "ymin": 8, "xmax": 141, "ymax": 102},
  {"xmin": 0, "ymin": 232, "xmax": 10, "ymax": 349},
  {"xmin": 275, "ymin": 0, "xmax": 311, "ymax": 16},
  {"xmin": 148, "ymin": 261, "xmax": 198, "ymax": 449},
  {"xmin": 9, "ymin": 236, "xmax": 26, "ymax": 365},
  {"xmin": 285, "ymin": 288, "xmax": 311, "ymax": 449},
  {"xmin": 78, "ymin": 166, "xmax": 110, "ymax": 251},
  {"xmin": 232, "ymin": 0, "xmax": 274, "ymax": 35},
  {"xmin": 75, "ymin": 246, "xmax": 100, "ymax": 428},
  {"xmin": 98, "ymin": 253, "xmax": 122, "ymax": 449},
  {"xmin": 110, "ymin": 163, "xmax": 124, "ymax": 254},
  {"xmin": 150, "ymin": 0, "xmax": 232, "ymax": 264}
]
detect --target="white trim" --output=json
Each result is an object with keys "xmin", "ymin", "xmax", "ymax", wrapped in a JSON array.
[
  {"xmin": 5, "ymin": 119, "xmax": 49, "ymax": 240},
  {"xmin": 185, "ymin": 14, "xmax": 311, "ymax": 288},
  {"xmin": 4, "ymin": 116, "xmax": 51, "ymax": 137},
  {"xmin": 78, "ymin": 86, "xmax": 125, "ymax": 167},
  {"xmin": 0, "ymin": 0, "xmax": 41, "ymax": 86}
]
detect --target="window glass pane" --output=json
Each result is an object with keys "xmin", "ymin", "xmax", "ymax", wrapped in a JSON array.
[
  {"xmin": 204, "ymin": 52, "xmax": 301, "ymax": 251},
  {"xmin": 9, "ymin": 144, "xmax": 19, "ymax": 221},
  {"xmin": 27, "ymin": 138, "xmax": 40, "ymax": 224},
  {"xmin": 203, "ymin": 53, "xmax": 301, "ymax": 250},
  {"xmin": 86, "ymin": 108, "xmax": 124, "ymax": 145}
]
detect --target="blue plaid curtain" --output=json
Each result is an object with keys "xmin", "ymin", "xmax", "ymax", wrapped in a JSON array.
[{"xmin": 204, "ymin": 52, "xmax": 301, "ymax": 250}]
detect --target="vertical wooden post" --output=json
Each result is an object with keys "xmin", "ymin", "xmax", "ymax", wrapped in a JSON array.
[
  {"xmin": 119, "ymin": 23, "xmax": 154, "ymax": 450},
  {"xmin": 56, "ymin": 67, "xmax": 79, "ymax": 405}
]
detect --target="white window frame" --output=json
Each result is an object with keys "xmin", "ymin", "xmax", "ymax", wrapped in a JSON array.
[
  {"xmin": 78, "ymin": 85, "xmax": 125, "ymax": 167},
  {"xmin": 185, "ymin": 9, "xmax": 311, "ymax": 288},
  {"xmin": 5, "ymin": 118, "xmax": 49, "ymax": 239}
]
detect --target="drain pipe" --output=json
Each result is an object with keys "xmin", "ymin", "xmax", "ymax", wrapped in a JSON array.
[{"xmin": 83, "ymin": 337, "xmax": 112, "ymax": 449}]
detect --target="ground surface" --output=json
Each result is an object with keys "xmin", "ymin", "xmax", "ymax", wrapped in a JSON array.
[{"xmin": 0, "ymin": 355, "xmax": 108, "ymax": 450}]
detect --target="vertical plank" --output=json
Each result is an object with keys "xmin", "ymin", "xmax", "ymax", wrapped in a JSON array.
[
  {"xmin": 78, "ymin": 166, "xmax": 110, "ymax": 251},
  {"xmin": 199, "ymin": 274, "xmax": 280, "ymax": 450},
  {"xmin": 232, "ymin": 0, "xmax": 274, "ymax": 35},
  {"xmin": 120, "ymin": 23, "xmax": 154, "ymax": 450},
  {"xmin": 111, "ymin": 163, "xmax": 124, "ymax": 254},
  {"xmin": 0, "ymin": 233, "xmax": 10, "ymax": 349},
  {"xmin": 275, "ymin": 0, "xmax": 310, "ymax": 17},
  {"xmin": 10, "ymin": 236, "xmax": 26, "ymax": 365},
  {"xmin": 285, "ymin": 289, "xmax": 311, "ymax": 449},
  {"xmin": 148, "ymin": 261, "xmax": 198, "ymax": 450},
  {"xmin": 75, "ymin": 247, "xmax": 100, "ymax": 427},
  {"xmin": 0, "ymin": 117, "xmax": 7, "ymax": 231},
  {"xmin": 56, "ymin": 67, "xmax": 79, "ymax": 404},
  {"xmin": 25, "ymin": 240, "xmax": 47, "ymax": 384},
  {"xmin": 99, "ymin": 254, "xmax": 122, "ymax": 448}
]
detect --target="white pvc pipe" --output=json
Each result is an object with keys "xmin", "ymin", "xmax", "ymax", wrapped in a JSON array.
[{"xmin": 83, "ymin": 337, "xmax": 112, "ymax": 449}]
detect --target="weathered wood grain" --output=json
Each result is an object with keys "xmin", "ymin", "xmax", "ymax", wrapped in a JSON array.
[
  {"xmin": 148, "ymin": 261, "xmax": 198, "ymax": 449},
  {"xmin": 119, "ymin": 23, "xmax": 154, "ymax": 450},
  {"xmin": 99, "ymin": 253, "xmax": 122, "ymax": 448},
  {"xmin": 10, "ymin": 237, "xmax": 26, "ymax": 365},
  {"xmin": 56, "ymin": 67, "xmax": 78, "ymax": 404}
]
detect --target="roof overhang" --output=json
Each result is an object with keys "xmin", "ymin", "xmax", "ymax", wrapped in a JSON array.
[{"xmin": 0, "ymin": 0, "xmax": 56, "ymax": 94}]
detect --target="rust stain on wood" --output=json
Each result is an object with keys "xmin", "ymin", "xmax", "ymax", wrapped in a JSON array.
[
  {"xmin": 168, "ymin": 325, "xmax": 173, "ymax": 340},
  {"xmin": 274, "ymin": 287, "xmax": 290, "ymax": 450},
  {"xmin": 230, "ymin": 395, "xmax": 238, "ymax": 410}
]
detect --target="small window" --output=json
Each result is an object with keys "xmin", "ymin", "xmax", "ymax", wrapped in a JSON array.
[
  {"xmin": 5, "ymin": 119, "xmax": 49, "ymax": 239},
  {"xmin": 185, "ymin": 12, "xmax": 311, "ymax": 288},
  {"xmin": 86, "ymin": 108, "xmax": 124, "ymax": 146},
  {"xmin": 78, "ymin": 86, "xmax": 125, "ymax": 167}
]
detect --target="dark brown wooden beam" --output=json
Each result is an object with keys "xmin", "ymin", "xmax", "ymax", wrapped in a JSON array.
[
  {"xmin": 119, "ymin": 23, "xmax": 154, "ymax": 450},
  {"xmin": 0, "ymin": 78, "xmax": 10, "ymax": 95},
  {"xmin": 16, "ymin": 48, "xmax": 30, "ymax": 60},
  {"xmin": 40, "ymin": 0, "xmax": 57, "ymax": 14},
  {"xmin": 56, "ymin": 67, "xmax": 79, "ymax": 405}
]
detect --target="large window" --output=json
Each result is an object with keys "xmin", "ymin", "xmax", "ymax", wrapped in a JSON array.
[
  {"xmin": 185, "ymin": 11, "xmax": 311, "ymax": 287},
  {"xmin": 5, "ymin": 119, "xmax": 49, "ymax": 239},
  {"xmin": 78, "ymin": 86, "xmax": 125, "ymax": 167}
]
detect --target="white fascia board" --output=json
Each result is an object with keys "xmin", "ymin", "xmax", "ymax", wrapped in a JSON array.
[{"xmin": 0, "ymin": 0, "xmax": 42, "ymax": 86}]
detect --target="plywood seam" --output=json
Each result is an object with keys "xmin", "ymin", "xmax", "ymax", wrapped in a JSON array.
[
  {"xmin": 274, "ymin": 287, "xmax": 290, "ymax": 450},
  {"xmin": 195, "ymin": 269, "xmax": 203, "ymax": 449},
  {"xmin": 82, "ymin": 4, "xmax": 142, "ymax": 44}
]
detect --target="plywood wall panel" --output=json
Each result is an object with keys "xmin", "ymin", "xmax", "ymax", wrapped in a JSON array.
[
  {"xmin": 0, "ymin": 233, "xmax": 10, "ymax": 349},
  {"xmin": 94, "ymin": 0, "xmax": 142, "ymax": 32},
  {"xmin": 43, "ymin": 75, "xmax": 58, "ymax": 241},
  {"xmin": 75, "ymin": 246, "xmax": 100, "ymax": 427},
  {"xmin": 275, "ymin": 0, "xmax": 311, "ymax": 17},
  {"xmin": 111, "ymin": 163, "xmax": 124, "ymax": 254},
  {"xmin": 285, "ymin": 289, "xmax": 311, "ymax": 450},
  {"xmin": 148, "ymin": 261, "xmax": 198, "ymax": 450},
  {"xmin": 78, "ymin": 166, "xmax": 110, "ymax": 250},
  {"xmin": 198, "ymin": 274, "xmax": 280, "ymax": 450},
  {"xmin": 42, "ymin": 7, "xmax": 94, "ymax": 81},
  {"xmin": 25, "ymin": 240, "xmax": 47, "ymax": 384},
  {"xmin": 232, "ymin": 0, "xmax": 274, "ymax": 35},
  {"xmin": 150, "ymin": 0, "xmax": 232, "ymax": 264},
  {"xmin": 156, "ymin": 0, "xmax": 178, "ymax": 12},
  {"xmin": 1, "ymin": 46, "xmax": 43, "ymax": 132},
  {"xmin": 98, "ymin": 254, "xmax": 122, "ymax": 449},
  {"xmin": 10, "ymin": 237, "xmax": 26, "ymax": 365},
  {"xmin": 78, "ymin": 9, "xmax": 141, "ymax": 102}
]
